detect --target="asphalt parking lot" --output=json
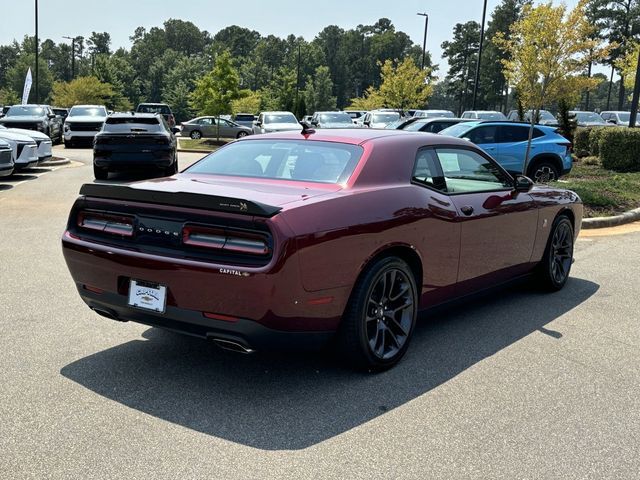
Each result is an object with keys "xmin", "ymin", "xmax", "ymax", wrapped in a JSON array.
[{"xmin": 1, "ymin": 146, "xmax": 639, "ymax": 479}]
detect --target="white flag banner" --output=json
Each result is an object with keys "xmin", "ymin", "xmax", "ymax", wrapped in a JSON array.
[{"xmin": 22, "ymin": 68, "xmax": 33, "ymax": 105}]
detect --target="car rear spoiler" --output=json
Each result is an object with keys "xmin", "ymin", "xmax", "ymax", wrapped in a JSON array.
[{"xmin": 79, "ymin": 183, "xmax": 282, "ymax": 217}]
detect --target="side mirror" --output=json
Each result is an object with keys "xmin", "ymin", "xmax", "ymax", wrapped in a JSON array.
[
  {"xmin": 170, "ymin": 127, "xmax": 180, "ymax": 134},
  {"xmin": 48, "ymin": 113, "xmax": 56, "ymax": 119},
  {"xmin": 514, "ymin": 175, "xmax": 534, "ymax": 192}
]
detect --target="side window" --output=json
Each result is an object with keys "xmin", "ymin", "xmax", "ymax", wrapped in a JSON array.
[
  {"xmin": 220, "ymin": 119, "xmax": 232, "ymax": 127},
  {"xmin": 412, "ymin": 148, "xmax": 446, "ymax": 192},
  {"xmin": 532, "ymin": 128, "xmax": 545, "ymax": 139},
  {"xmin": 434, "ymin": 148, "xmax": 512, "ymax": 193},
  {"xmin": 499, "ymin": 125, "xmax": 530, "ymax": 143},
  {"xmin": 466, "ymin": 126, "xmax": 497, "ymax": 144}
]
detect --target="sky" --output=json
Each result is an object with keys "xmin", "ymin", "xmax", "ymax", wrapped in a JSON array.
[{"xmin": 1, "ymin": 0, "xmax": 593, "ymax": 79}]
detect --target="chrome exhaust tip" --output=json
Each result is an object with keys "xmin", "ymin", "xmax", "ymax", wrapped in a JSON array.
[{"xmin": 210, "ymin": 337, "xmax": 255, "ymax": 354}]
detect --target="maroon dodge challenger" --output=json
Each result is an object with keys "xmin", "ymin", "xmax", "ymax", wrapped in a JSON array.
[{"xmin": 62, "ymin": 129, "xmax": 582, "ymax": 370}]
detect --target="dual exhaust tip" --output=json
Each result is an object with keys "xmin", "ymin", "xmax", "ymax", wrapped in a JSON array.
[{"xmin": 90, "ymin": 306, "xmax": 255, "ymax": 354}]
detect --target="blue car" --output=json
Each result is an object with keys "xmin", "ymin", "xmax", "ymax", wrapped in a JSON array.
[{"xmin": 438, "ymin": 121, "xmax": 572, "ymax": 182}]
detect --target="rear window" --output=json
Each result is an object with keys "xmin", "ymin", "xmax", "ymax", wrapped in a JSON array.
[
  {"xmin": 106, "ymin": 117, "xmax": 159, "ymax": 125},
  {"xmin": 234, "ymin": 114, "xmax": 255, "ymax": 121},
  {"xmin": 186, "ymin": 139, "xmax": 363, "ymax": 184},
  {"xmin": 137, "ymin": 104, "xmax": 171, "ymax": 115}
]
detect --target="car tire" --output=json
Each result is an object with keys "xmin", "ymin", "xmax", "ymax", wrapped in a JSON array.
[
  {"xmin": 64, "ymin": 140, "xmax": 72, "ymax": 149},
  {"xmin": 237, "ymin": 131, "xmax": 248, "ymax": 139},
  {"xmin": 93, "ymin": 165, "xmax": 108, "ymax": 180},
  {"xmin": 165, "ymin": 161, "xmax": 178, "ymax": 176},
  {"xmin": 190, "ymin": 130, "xmax": 202, "ymax": 140},
  {"xmin": 528, "ymin": 159, "xmax": 559, "ymax": 183},
  {"xmin": 536, "ymin": 215, "xmax": 574, "ymax": 291},
  {"xmin": 337, "ymin": 256, "xmax": 418, "ymax": 371}
]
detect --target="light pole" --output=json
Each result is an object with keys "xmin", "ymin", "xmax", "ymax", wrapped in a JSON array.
[
  {"xmin": 628, "ymin": 46, "xmax": 640, "ymax": 127},
  {"xmin": 34, "ymin": 0, "xmax": 39, "ymax": 103},
  {"xmin": 63, "ymin": 36, "xmax": 76, "ymax": 79},
  {"xmin": 417, "ymin": 13, "xmax": 429, "ymax": 70},
  {"xmin": 471, "ymin": 0, "xmax": 488, "ymax": 110}
]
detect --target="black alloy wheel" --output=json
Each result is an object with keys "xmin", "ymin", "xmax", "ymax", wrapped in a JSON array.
[
  {"xmin": 338, "ymin": 256, "xmax": 418, "ymax": 370},
  {"xmin": 538, "ymin": 215, "xmax": 574, "ymax": 291},
  {"xmin": 531, "ymin": 160, "xmax": 559, "ymax": 183}
]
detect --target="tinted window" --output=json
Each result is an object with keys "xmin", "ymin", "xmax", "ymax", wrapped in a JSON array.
[
  {"xmin": 404, "ymin": 120, "xmax": 430, "ymax": 132},
  {"xmin": 499, "ymin": 126, "xmax": 530, "ymax": 143},
  {"xmin": 106, "ymin": 117, "xmax": 159, "ymax": 125},
  {"xmin": 234, "ymin": 114, "xmax": 255, "ymax": 121},
  {"xmin": 435, "ymin": 148, "xmax": 511, "ymax": 193},
  {"xmin": 466, "ymin": 126, "xmax": 497, "ymax": 144},
  {"xmin": 187, "ymin": 140, "xmax": 363, "ymax": 184}
]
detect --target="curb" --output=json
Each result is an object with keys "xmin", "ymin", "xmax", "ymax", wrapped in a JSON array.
[
  {"xmin": 39, "ymin": 157, "xmax": 70, "ymax": 166},
  {"xmin": 582, "ymin": 207, "xmax": 640, "ymax": 229}
]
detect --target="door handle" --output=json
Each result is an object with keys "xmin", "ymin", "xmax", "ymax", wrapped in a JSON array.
[{"xmin": 460, "ymin": 205, "xmax": 474, "ymax": 216}]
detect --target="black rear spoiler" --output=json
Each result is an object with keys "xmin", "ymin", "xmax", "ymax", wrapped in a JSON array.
[{"xmin": 79, "ymin": 183, "xmax": 282, "ymax": 217}]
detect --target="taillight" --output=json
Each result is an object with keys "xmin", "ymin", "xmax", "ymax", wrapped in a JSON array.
[
  {"xmin": 183, "ymin": 225, "xmax": 270, "ymax": 255},
  {"xmin": 558, "ymin": 142, "xmax": 572, "ymax": 154},
  {"xmin": 77, "ymin": 211, "xmax": 134, "ymax": 237}
]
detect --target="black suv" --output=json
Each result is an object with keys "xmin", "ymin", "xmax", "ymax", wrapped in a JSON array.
[
  {"xmin": 0, "ymin": 104, "xmax": 63, "ymax": 143},
  {"xmin": 136, "ymin": 103, "xmax": 175, "ymax": 127},
  {"xmin": 93, "ymin": 113, "xmax": 178, "ymax": 180}
]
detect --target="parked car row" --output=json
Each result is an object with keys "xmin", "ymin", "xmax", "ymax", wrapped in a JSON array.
[
  {"xmin": 0, "ymin": 104, "xmax": 63, "ymax": 144},
  {"xmin": 0, "ymin": 123, "xmax": 52, "ymax": 176}
]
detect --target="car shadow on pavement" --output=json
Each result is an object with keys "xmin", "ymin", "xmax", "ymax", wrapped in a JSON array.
[{"xmin": 61, "ymin": 277, "xmax": 599, "ymax": 451}]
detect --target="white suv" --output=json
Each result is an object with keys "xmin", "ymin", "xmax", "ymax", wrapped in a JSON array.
[
  {"xmin": 64, "ymin": 105, "xmax": 108, "ymax": 147},
  {"xmin": 252, "ymin": 112, "xmax": 302, "ymax": 134}
]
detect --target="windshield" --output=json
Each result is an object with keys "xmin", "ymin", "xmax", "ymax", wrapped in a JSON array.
[
  {"xmin": 405, "ymin": 120, "xmax": 432, "ymax": 131},
  {"xmin": 476, "ymin": 112, "xmax": 506, "ymax": 120},
  {"xmin": 439, "ymin": 123, "xmax": 474, "ymax": 137},
  {"xmin": 186, "ymin": 139, "xmax": 363, "ymax": 184},
  {"xmin": 318, "ymin": 113, "xmax": 352, "ymax": 124},
  {"xmin": 7, "ymin": 106, "xmax": 45, "ymax": 116},
  {"xmin": 264, "ymin": 114, "xmax": 298, "ymax": 124},
  {"xmin": 69, "ymin": 106, "xmax": 107, "ymax": 117},
  {"xmin": 575, "ymin": 112, "xmax": 604, "ymax": 123},
  {"xmin": 372, "ymin": 113, "xmax": 400, "ymax": 123}
]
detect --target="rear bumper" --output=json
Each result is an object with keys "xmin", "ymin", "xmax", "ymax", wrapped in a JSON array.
[
  {"xmin": 62, "ymin": 231, "xmax": 348, "ymax": 348},
  {"xmin": 93, "ymin": 152, "xmax": 174, "ymax": 169},
  {"xmin": 77, "ymin": 287, "xmax": 334, "ymax": 351}
]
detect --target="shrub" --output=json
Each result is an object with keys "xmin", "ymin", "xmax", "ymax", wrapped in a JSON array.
[
  {"xmin": 574, "ymin": 127, "xmax": 591, "ymax": 157},
  {"xmin": 588, "ymin": 127, "xmax": 608, "ymax": 157},
  {"xmin": 599, "ymin": 128, "xmax": 640, "ymax": 172}
]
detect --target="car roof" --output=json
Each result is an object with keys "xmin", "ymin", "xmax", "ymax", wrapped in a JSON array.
[
  {"xmin": 239, "ymin": 128, "xmax": 471, "ymax": 146},
  {"xmin": 109, "ymin": 112, "xmax": 159, "ymax": 118}
]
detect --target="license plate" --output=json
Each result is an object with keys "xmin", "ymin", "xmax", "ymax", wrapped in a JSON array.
[{"xmin": 127, "ymin": 279, "xmax": 167, "ymax": 313}]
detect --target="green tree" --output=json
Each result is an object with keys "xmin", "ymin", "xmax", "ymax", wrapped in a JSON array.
[
  {"xmin": 5, "ymin": 54, "xmax": 54, "ymax": 103},
  {"xmin": 496, "ymin": 0, "xmax": 609, "ymax": 169},
  {"xmin": 0, "ymin": 87, "xmax": 19, "ymax": 105},
  {"xmin": 304, "ymin": 66, "xmax": 337, "ymax": 113},
  {"xmin": 441, "ymin": 22, "xmax": 481, "ymax": 115},
  {"xmin": 377, "ymin": 58, "xmax": 433, "ymax": 111},
  {"xmin": 51, "ymin": 76, "xmax": 115, "ymax": 107},
  {"xmin": 231, "ymin": 90, "xmax": 262, "ymax": 115},
  {"xmin": 481, "ymin": 0, "xmax": 530, "ymax": 111},
  {"xmin": 189, "ymin": 51, "xmax": 242, "ymax": 139},
  {"xmin": 87, "ymin": 32, "xmax": 112, "ymax": 56}
]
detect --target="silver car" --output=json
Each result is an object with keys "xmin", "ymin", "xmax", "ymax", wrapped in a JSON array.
[
  {"xmin": 181, "ymin": 116, "xmax": 253, "ymax": 139},
  {"xmin": 0, "ymin": 139, "xmax": 14, "ymax": 177}
]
